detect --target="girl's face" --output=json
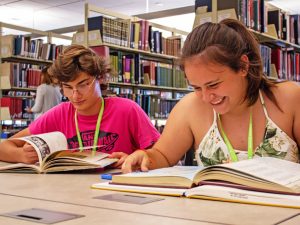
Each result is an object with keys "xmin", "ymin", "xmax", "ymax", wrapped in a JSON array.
[
  {"xmin": 184, "ymin": 58, "xmax": 248, "ymax": 115},
  {"xmin": 61, "ymin": 72, "xmax": 102, "ymax": 115}
]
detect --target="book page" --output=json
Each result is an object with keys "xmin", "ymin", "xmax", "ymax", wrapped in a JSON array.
[
  {"xmin": 217, "ymin": 157, "xmax": 300, "ymax": 191},
  {"xmin": 92, "ymin": 182, "xmax": 187, "ymax": 197},
  {"xmin": 185, "ymin": 185, "xmax": 300, "ymax": 209},
  {"xmin": 47, "ymin": 150, "xmax": 116, "ymax": 165},
  {"xmin": 0, "ymin": 161, "xmax": 40, "ymax": 172},
  {"xmin": 116, "ymin": 166, "xmax": 204, "ymax": 181},
  {"xmin": 17, "ymin": 131, "xmax": 68, "ymax": 164},
  {"xmin": 41, "ymin": 150, "xmax": 118, "ymax": 172}
]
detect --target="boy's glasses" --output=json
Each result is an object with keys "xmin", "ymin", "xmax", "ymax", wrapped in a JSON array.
[{"xmin": 62, "ymin": 78, "xmax": 96, "ymax": 96}]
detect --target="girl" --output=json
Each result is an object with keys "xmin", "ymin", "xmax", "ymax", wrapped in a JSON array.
[{"xmin": 122, "ymin": 19, "xmax": 300, "ymax": 172}]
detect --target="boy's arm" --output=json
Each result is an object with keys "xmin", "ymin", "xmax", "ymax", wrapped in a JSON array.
[{"xmin": 0, "ymin": 128, "xmax": 38, "ymax": 164}]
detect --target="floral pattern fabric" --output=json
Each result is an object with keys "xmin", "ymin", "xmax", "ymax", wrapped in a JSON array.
[{"xmin": 195, "ymin": 93, "xmax": 299, "ymax": 167}]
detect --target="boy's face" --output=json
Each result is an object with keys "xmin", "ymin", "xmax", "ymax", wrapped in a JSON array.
[{"xmin": 61, "ymin": 72, "xmax": 102, "ymax": 115}]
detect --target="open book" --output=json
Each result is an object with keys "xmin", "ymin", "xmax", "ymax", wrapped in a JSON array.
[
  {"xmin": 92, "ymin": 157, "xmax": 300, "ymax": 209},
  {"xmin": 0, "ymin": 131, "xmax": 117, "ymax": 173}
]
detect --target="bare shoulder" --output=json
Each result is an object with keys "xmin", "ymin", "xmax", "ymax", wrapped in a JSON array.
[
  {"xmin": 172, "ymin": 92, "xmax": 212, "ymax": 120},
  {"xmin": 173, "ymin": 92, "xmax": 211, "ymax": 115},
  {"xmin": 169, "ymin": 92, "xmax": 213, "ymax": 137},
  {"xmin": 273, "ymin": 82, "xmax": 300, "ymax": 102},
  {"xmin": 276, "ymin": 81, "xmax": 300, "ymax": 93},
  {"xmin": 160, "ymin": 92, "xmax": 214, "ymax": 151},
  {"xmin": 272, "ymin": 81, "xmax": 300, "ymax": 115}
]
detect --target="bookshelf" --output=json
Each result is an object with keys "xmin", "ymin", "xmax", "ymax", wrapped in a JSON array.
[
  {"xmin": 0, "ymin": 22, "xmax": 72, "ymax": 138},
  {"xmin": 194, "ymin": 0, "xmax": 300, "ymax": 82},
  {"xmin": 73, "ymin": 3, "xmax": 193, "ymax": 130}
]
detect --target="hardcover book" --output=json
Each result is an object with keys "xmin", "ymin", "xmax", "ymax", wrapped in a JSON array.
[
  {"xmin": 0, "ymin": 131, "xmax": 117, "ymax": 173},
  {"xmin": 92, "ymin": 157, "xmax": 300, "ymax": 209}
]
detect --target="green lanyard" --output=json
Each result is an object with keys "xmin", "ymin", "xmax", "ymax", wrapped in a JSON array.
[
  {"xmin": 218, "ymin": 110, "xmax": 253, "ymax": 162},
  {"xmin": 75, "ymin": 97, "xmax": 104, "ymax": 153}
]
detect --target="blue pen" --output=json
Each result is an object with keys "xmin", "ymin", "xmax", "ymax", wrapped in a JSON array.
[{"xmin": 100, "ymin": 172, "xmax": 122, "ymax": 180}]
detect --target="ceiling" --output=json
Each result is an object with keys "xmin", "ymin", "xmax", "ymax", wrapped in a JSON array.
[
  {"xmin": 0, "ymin": 0, "xmax": 300, "ymax": 35},
  {"xmin": 0, "ymin": 0, "xmax": 195, "ymax": 32},
  {"xmin": 270, "ymin": 0, "xmax": 300, "ymax": 15}
]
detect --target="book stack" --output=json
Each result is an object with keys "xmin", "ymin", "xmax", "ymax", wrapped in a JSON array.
[{"xmin": 93, "ymin": 157, "xmax": 300, "ymax": 209}]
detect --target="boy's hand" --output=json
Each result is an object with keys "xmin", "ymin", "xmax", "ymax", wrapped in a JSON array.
[{"xmin": 20, "ymin": 143, "xmax": 39, "ymax": 164}]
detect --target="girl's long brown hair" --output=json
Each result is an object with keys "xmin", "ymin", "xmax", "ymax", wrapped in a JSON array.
[{"xmin": 180, "ymin": 18, "xmax": 280, "ymax": 109}]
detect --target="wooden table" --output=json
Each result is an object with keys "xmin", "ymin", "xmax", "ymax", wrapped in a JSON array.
[{"xmin": 0, "ymin": 173, "xmax": 299, "ymax": 225}]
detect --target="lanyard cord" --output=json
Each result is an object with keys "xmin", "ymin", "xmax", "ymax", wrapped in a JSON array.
[
  {"xmin": 218, "ymin": 110, "xmax": 253, "ymax": 162},
  {"xmin": 75, "ymin": 97, "xmax": 104, "ymax": 153}
]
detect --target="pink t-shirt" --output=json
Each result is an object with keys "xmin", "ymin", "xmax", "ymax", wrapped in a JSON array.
[{"xmin": 29, "ymin": 97, "xmax": 160, "ymax": 154}]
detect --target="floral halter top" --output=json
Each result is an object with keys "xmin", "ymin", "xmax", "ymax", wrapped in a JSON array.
[{"xmin": 195, "ymin": 91, "xmax": 299, "ymax": 167}]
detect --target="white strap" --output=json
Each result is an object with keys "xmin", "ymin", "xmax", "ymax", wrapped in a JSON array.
[{"xmin": 259, "ymin": 90, "xmax": 269, "ymax": 119}]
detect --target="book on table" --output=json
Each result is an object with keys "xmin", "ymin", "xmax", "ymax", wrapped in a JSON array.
[
  {"xmin": 92, "ymin": 157, "xmax": 300, "ymax": 209},
  {"xmin": 0, "ymin": 131, "xmax": 117, "ymax": 173}
]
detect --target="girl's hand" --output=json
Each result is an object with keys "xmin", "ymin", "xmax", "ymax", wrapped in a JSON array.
[
  {"xmin": 121, "ymin": 150, "xmax": 150, "ymax": 173},
  {"xmin": 108, "ymin": 152, "xmax": 128, "ymax": 168}
]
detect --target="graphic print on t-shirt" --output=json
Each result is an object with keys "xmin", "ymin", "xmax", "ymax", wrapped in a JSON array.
[{"xmin": 67, "ymin": 130, "xmax": 119, "ymax": 152}]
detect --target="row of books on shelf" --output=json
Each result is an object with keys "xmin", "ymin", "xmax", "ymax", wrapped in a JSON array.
[
  {"xmin": 109, "ymin": 87, "xmax": 183, "ymax": 119},
  {"xmin": 129, "ymin": 20, "xmax": 182, "ymax": 56},
  {"xmin": 114, "ymin": 93, "xmax": 178, "ymax": 119},
  {"xmin": 260, "ymin": 44, "xmax": 300, "ymax": 81},
  {"xmin": 2, "ymin": 90, "xmax": 35, "ymax": 98},
  {"xmin": 237, "ymin": 0, "xmax": 268, "ymax": 33},
  {"xmin": 88, "ymin": 16, "xmax": 130, "ymax": 48},
  {"xmin": 130, "ymin": 20, "xmax": 151, "ymax": 51},
  {"xmin": 0, "ymin": 62, "xmax": 42, "ymax": 89},
  {"xmin": 154, "ymin": 123, "xmax": 165, "ymax": 133},
  {"xmin": 271, "ymin": 47, "xmax": 300, "ymax": 81},
  {"xmin": 0, "ymin": 87, "xmax": 184, "ymax": 122},
  {"xmin": 260, "ymin": 44, "xmax": 272, "ymax": 77},
  {"xmin": 1, "ymin": 124, "xmax": 29, "ymax": 138},
  {"xmin": 137, "ymin": 95, "xmax": 177, "ymax": 119},
  {"xmin": 194, "ymin": 0, "xmax": 300, "ymax": 46},
  {"xmin": 109, "ymin": 52, "xmax": 187, "ymax": 88},
  {"xmin": 1, "ymin": 97, "xmax": 34, "ymax": 120},
  {"xmin": 194, "ymin": 1, "xmax": 300, "ymax": 82},
  {"xmin": 87, "ymin": 16, "xmax": 182, "ymax": 56},
  {"xmin": 265, "ymin": 8, "xmax": 300, "ymax": 45},
  {"xmin": 194, "ymin": 0, "xmax": 268, "ymax": 32},
  {"xmin": 111, "ymin": 87, "xmax": 185, "ymax": 99},
  {"xmin": 1, "ymin": 34, "xmax": 66, "ymax": 60},
  {"xmin": 0, "ymin": 131, "xmax": 17, "ymax": 139}
]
